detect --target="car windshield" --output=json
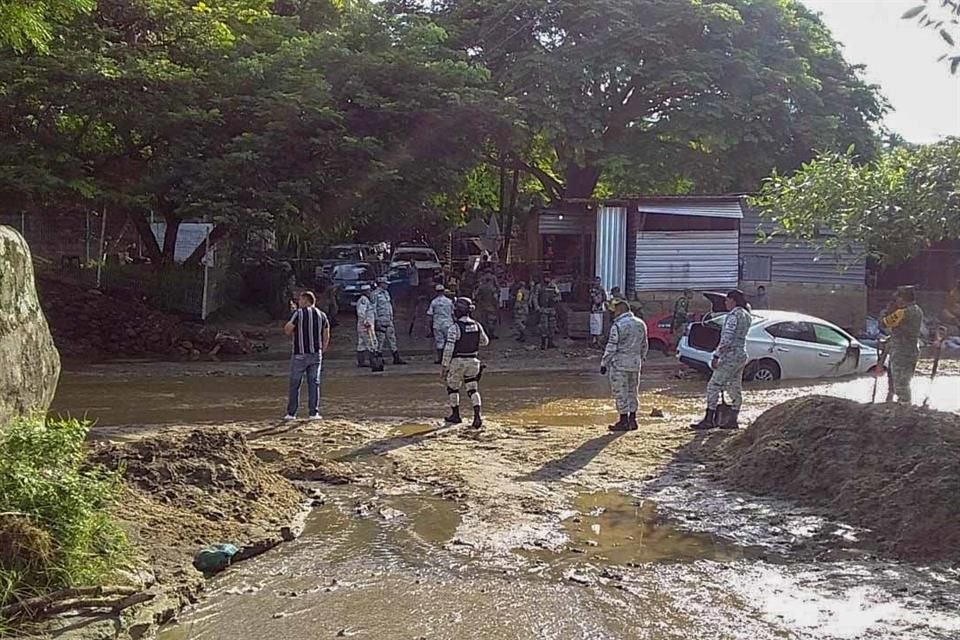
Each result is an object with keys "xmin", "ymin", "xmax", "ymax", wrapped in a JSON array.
[
  {"xmin": 394, "ymin": 250, "xmax": 437, "ymax": 262},
  {"xmin": 323, "ymin": 246, "xmax": 362, "ymax": 261},
  {"xmin": 332, "ymin": 264, "xmax": 374, "ymax": 281}
]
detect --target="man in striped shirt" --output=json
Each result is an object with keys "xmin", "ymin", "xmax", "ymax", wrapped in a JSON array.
[{"xmin": 283, "ymin": 291, "xmax": 331, "ymax": 420}]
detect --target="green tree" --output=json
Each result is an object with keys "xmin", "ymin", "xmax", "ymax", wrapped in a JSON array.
[
  {"xmin": 0, "ymin": 0, "xmax": 94, "ymax": 53},
  {"xmin": 751, "ymin": 139, "xmax": 960, "ymax": 265},
  {"xmin": 902, "ymin": 1, "xmax": 960, "ymax": 73},
  {"xmin": 429, "ymin": 0, "xmax": 885, "ymax": 201}
]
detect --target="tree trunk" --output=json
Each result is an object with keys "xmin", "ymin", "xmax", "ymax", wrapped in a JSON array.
[
  {"xmin": 503, "ymin": 167, "xmax": 520, "ymax": 260},
  {"xmin": 183, "ymin": 224, "xmax": 229, "ymax": 267},
  {"xmin": 128, "ymin": 212, "xmax": 162, "ymax": 264},
  {"xmin": 161, "ymin": 215, "xmax": 181, "ymax": 266},
  {"xmin": 563, "ymin": 163, "xmax": 602, "ymax": 200}
]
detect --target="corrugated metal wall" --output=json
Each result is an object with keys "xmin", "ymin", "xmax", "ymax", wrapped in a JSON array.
[
  {"xmin": 595, "ymin": 206, "xmax": 627, "ymax": 292},
  {"xmin": 740, "ymin": 208, "xmax": 865, "ymax": 285},
  {"xmin": 634, "ymin": 230, "xmax": 739, "ymax": 290},
  {"xmin": 636, "ymin": 201, "xmax": 744, "ymax": 219},
  {"xmin": 538, "ymin": 212, "xmax": 591, "ymax": 235}
]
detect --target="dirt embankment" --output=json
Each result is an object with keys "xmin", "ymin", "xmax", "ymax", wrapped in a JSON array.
[
  {"xmin": 87, "ymin": 430, "xmax": 307, "ymax": 628},
  {"xmin": 719, "ymin": 396, "xmax": 960, "ymax": 561}
]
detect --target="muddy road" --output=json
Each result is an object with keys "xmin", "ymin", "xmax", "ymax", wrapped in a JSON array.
[{"xmin": 53, "ymin": 360, "xmax": 960, "ymax": 639}]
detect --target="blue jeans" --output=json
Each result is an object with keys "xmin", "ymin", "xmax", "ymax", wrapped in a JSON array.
[{"xmin": 287, "ymin": 353, "xmax": 322, "ymax": 416}]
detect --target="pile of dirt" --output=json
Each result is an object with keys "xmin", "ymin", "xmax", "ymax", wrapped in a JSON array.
[
  {"xmin": 37, "ymin": 276, "xmax": 267, "ymax": 358},
  {"xmin": 720, "ymin": 396, "xmax": 960, "ymax": 561},
  {"xmin": 88, "ymin": 430, "xmax": 305, "ymax": 594}
]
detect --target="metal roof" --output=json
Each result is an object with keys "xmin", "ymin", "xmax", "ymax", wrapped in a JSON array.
[{"xmin": 634, "ymin": 200, "xmax": 744, "ymax": 219}]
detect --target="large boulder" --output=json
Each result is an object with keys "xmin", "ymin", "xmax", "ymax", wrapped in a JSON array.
[{"xmin": 0, "ymin": 225, "xmax": 61, "ymax": 425}]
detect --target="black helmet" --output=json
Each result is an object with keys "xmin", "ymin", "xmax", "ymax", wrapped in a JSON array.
[{"xmin": 454, "ymin": 297, "xmax": 475, "ymax": 316}]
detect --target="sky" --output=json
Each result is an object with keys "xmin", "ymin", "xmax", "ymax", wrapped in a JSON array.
[{"xmin": 801, "ymin": 0, "xmax": 960, "ymax": 143}]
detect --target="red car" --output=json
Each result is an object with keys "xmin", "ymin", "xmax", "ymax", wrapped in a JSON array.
[{"xmin": 645, "ymin": 292, "xmax": 728, "ymax": 352}]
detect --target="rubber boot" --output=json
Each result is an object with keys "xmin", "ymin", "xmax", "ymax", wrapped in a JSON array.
[
  {"xmin": 434, "ymin": 349, "xmax": 443, "ymax": 365},
  {"xmin": 469, "ymin": 406, "xmax": 483, "ymax": 430},
  {"xmin": 690, "ymin": 409, "xmax": 717, "ymax": 431},
  {"xmin": 720, "ymin": 409, "xmax": 740, "ymax": 430},
  {"xmin": 445, "ymin": 406, "xmax": 462, "ymax": 425},
  {"xmin": 628, "ymin": 412, "xmax": 639, "ymax": 430},
  {"xmin": 357, "ymin": 351, "xmax": 367, "ymax": 368},
  {"xmin": 609, "ymin": 414, "xmax": 633, "ymax": 431},
  {"xmin": 393, "ymin": 351, "xmax": 408, "ymax": 365}
]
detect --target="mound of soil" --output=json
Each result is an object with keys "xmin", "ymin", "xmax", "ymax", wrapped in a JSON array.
[
  {"xmin": 88, "ymin": 430, "xmax": 305, "ymax": 593},
  {"xmin": 721, "ymin": 396, "xmax": 960, "ymax": 561}
]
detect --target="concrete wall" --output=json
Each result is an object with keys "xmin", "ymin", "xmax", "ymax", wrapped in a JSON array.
[{"xmin": 741, "ymin": 280, "xmax": 867, "ymax": 332}]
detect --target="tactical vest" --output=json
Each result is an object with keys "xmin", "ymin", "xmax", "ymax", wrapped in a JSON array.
[
  {"xmin": 452, "ymin": 319, "xmax": 481, "ymax": 358},
  {"xmin": 538, "ymin": 285, "xmax": 557, "ymax": 310}
]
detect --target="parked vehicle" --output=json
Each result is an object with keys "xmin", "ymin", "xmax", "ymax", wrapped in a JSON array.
[
  {"xmin": 390, "ymin": 245, "xmax": 442, "ymax": 271},
  {"xmin": 646, "ymin": 292, "xmax": 727, "ymax": 352},
  {"xmin": 315, "ymin": 244, "xmax": 376, "ymax": 281},
  {"xmin": 331, "ymin": 263, "xmax": 378, "ymax": 308},
  {"xmin": 677, "ymin": 310, "xmax": 879, "ymax": 381}
]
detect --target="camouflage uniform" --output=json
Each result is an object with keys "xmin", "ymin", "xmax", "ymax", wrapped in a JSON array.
[
  {"xmin": 513, "ymin": 284, "xmax": 531, "ymax": 339},
  {"xmin": 534, "ymin": 281, "xmax": 561, "ymax": 339},
  {"xmin": 356, "ymin": 294, "xmax": 378, "ymax": 353},
  {"xmin": 881, "ymin": 303, "xmax": 923, "ymax": 403},
  {"xmin": 427, "ymin": 294, "xmax": 454, "ymax": 351},
  {"xmin": 372, "ymin": 286, "xmax": 399, "ymax": 353},
  {"xmin": 474, "ymin": 280, "xmax": 499, "ymax": 338},
  {"xmin": 707, "ymin": 306, "xmax": 751, "ymax": 411},
  {"xmin": 671, "ymin": 294, "xmax": 691, "ymax": 349},
  {"xmin": 601, "ymin": 311, "xmax": 649, "ymax": 414},
  {"xmin": 442, "ymin": 318, "xmax": 490, "ymax": 413}
]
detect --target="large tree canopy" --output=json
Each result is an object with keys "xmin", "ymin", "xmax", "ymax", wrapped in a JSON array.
[
  {"xmin": 427, "ymin": 0, "xmax": 886, "ymax": 201},
  {"xmin": 752, "ymin": 139, "xmax": 960, "ymax": 265},
  {"xmin": 0, "ymin": 0, "xmax": 497, "ymax": 262}
]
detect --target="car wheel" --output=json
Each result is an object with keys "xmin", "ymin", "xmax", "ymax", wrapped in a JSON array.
[
  {"xmin": 747, "ymin": 359, "xmax": 781, "ymax": 382},
  {"xmin": 648, "ymin": 338, "xmax": 667, "ymax": 353}
]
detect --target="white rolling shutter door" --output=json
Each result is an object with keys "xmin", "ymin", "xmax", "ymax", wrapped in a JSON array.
[{"xmin": 633, "ymin": 230, "xmax": 739, "ymax": 291}]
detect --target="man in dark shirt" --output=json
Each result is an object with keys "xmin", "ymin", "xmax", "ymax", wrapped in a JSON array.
[{"xmin": 283, "ymin": 291, "xmax": 331, "ymax": 420}]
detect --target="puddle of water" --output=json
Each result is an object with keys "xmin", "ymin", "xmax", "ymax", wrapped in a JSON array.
[{"xmin": 554, "ymin": 491, "xmax": 743, "ymax": 565}]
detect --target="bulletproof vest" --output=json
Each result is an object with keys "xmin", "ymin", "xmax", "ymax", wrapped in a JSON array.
[
  {"xmin": 452, "ymin": 319, "xmax": 481, "ymax": 357},
  {"xmin": 538, "ymin": 284, "xmax": 556, "ymax": 309}
]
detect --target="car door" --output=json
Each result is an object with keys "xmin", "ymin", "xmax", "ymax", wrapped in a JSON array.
[
  {"xmin": 764, "ymin": 321, "xmax": 822, "ymax": 378},
  {"xmin": 810, "ymin": 323, "xmax": 858, "ymax": 377}
]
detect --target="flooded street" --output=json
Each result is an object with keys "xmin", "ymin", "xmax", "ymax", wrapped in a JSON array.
[{"xmin": 54, "ymin": 362, "xmax": 960, "ymax": 639}]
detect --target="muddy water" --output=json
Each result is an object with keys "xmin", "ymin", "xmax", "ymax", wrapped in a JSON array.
[{"xmin": 54, "ymin": 366, "xmax": 960, "ymax": 639}]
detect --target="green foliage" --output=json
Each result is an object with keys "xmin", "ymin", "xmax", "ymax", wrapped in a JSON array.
[
  {"xmin": 431, "ymin": 0, "xmax": 886, "ymax": 199},
  {"xmin": 752, "ymin": 139, "xmax": 960, "ymax": 265},
  {"xmin": 0, "ymin": 0, "xmax": 93, "ymax": 53},
  {"xmin": 0, "ymin": 416, "xmax": 127, "ymax": 608},
  {"xmin": 902, "ymin": 1, "xmax": 960, "ymax": 73}
]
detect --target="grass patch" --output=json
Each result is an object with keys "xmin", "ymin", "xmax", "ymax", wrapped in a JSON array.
[{"xmin": 0, "ymin": 415, "xmax": 128, "ymax": 621}]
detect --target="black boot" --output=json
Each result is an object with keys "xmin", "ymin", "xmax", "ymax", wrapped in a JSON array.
[
  {"xmin": 469, "ymin": 406, "xmax": 483, "ymax": 430},
  {"xmin": 547, "ymin": 338, "xmax": 556, "ymax": 349},
  {"xmin": 434, "ymin": 349, "xmax": 443, "ymax": 365},
  {"xmin": 445, "ymin": 406, "xmax": 462, "ymax": 425},
  {"xmin": 719, "ymin": 409, "xmax": 740, "ymax": 430},
  {"xmin": 690, "ymin": 409, "xmax": 717, "ymax": 431},
  {"xmin": 609, "ymin": 414, "xmax": 635, "ymax": 431},
  {"xmin": 369, "ymin": 352, "xmax": 384, "ymax": 372},
  {"xmin": 357, "ymin": 351, "xmax": 367, "ymax": 368},
  {"xmin": 393, "ymin": 351, "xmax": 407, "ymax": 365},
  {"xmin": 628, "ymin": 412, "xmax": 639, "ymax": 429},
  {"xmin": 540, "ymin": 337, "xmax": 548, "ymax": 350}
]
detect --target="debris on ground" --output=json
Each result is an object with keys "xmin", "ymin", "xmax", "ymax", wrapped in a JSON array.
[
  {"xmin": 88, "ymin": 430, "xmax": 306, "ymax": 602},
  {"xmin": 720, "ymin": 395, "xmax": 960, "ymax": 561},
  {"xmin": 38, "ymin": 276, "xmax": 268, "ymax": 358}
]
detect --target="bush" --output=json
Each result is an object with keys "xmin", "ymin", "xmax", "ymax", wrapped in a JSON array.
[{"xmin": 0, "ymin": 416, "xmax": 128, "ymax": 610}]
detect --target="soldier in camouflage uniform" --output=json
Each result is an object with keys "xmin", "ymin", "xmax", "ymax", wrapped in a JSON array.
[
  {"xmin": 355, "ymin": 285, "xmax": 378, "ymax": 367},
  {"xmin": 372, "ymin": 277, "xmax": 407, "ymax": 365},
  {"xmin": 692, "ymin": 289, "xmax": 752, "ymax": 430},
  {"xmin": 600, "ymin": 298, "xmax": 649, "ymax": 431},
  {"xmin": 513, "ymin": 281, "xmax": 531, "ymax": 342},
  {"xmin": 473, "ymin": 275, "xmax": 500, "ymax": 340},
  {"xmin": 671, "ymin": 289, "xmax": 693, "ymax": 353},
  {"xmin": 533, "ymin": 275, "xmax": 561, "ymax": 350},
  {"xmin": 880, "ymin": 286, "xmax": 923, "ymax": 403}
]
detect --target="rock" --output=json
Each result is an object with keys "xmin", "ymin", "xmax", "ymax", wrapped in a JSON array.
[
  {"xmin": 563, "ymin": 570, "xmax": 593, "ymax": 586},
  {"xmin": 0, "ymin": 226, "xmax": 60, "ymax": 425},
  {"xmin": 649, "ymin": 408, "xmax": 665, "ymax": 418}
]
